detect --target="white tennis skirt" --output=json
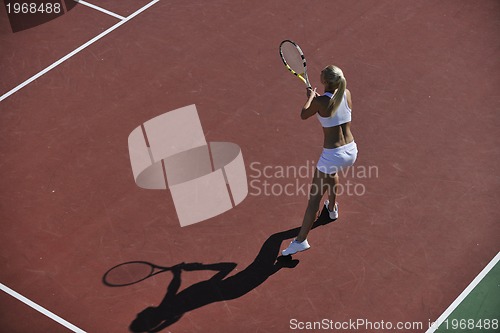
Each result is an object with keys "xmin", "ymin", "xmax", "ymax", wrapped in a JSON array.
[{"xmin": 316, "ymin": 141, "xmax": 358, "ymax": 174}]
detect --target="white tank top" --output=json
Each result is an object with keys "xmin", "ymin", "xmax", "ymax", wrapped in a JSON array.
[{"xmin": 316, "ymin": 91, "xmax": 352, "ymax": 128}]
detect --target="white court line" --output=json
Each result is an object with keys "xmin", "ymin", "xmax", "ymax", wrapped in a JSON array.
[
  {"xmin": 74, "ymin": 0, "xmax": 126, "ymax": 20},
  {"xmin": 0, "ymin": 283, "xmax": 86, "ymax": 332},
  {"xmin": 426, "ymin": 251, "xmax": 500, "ymax": 333},
  {"xmin": 0, "ymin": 0, "xmax": 160, "ymax": 102}
]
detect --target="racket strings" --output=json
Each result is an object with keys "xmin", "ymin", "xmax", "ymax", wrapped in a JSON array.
[
  {"xmin": 104, "ymin": 262, "xmax": 157, "ymax": 286},
  {"xmin": 280, "ymin": 42, "xmax": 306, "ymax": 74}
]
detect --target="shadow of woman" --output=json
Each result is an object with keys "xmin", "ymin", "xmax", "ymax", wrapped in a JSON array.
[{"xmin": 128, "ymin": 207, "xmax": 334, "ymax": 332}]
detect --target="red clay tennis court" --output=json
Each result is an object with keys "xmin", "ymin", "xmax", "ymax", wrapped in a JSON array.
[{"xmin": 1, "ymin": 1, "xmax": 499, "ymax": 332}]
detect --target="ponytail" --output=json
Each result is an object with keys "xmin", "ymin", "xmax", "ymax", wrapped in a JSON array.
[
  {"xmin": 321, "ymin": 65, "xmax": 347, "ymax": 117},
  {"xmin": 327, "ymin": 76, "xmax": 346, "ymax": 116}
]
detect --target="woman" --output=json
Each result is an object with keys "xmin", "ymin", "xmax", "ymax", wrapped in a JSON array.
[{"xmin": 282, "ymin": 65, "xmax": 358, "ymax": 256}]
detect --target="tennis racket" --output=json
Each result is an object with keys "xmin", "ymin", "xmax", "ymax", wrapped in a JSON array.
[
  {"xmin": 103, "ymin": 261, "xmax": 173, "ymax": 287},
  {"xmin": 279, "ymin": 40, "xmax": 311, "ymax": 89}
]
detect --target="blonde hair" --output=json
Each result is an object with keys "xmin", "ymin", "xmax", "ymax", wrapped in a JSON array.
[{"xmin": 322, "ymin": 65, "xmax": 346, "ymax": 116}]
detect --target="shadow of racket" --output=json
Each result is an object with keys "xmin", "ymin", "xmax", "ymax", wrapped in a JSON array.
[{"xmin": 103, "ymin": 261, "xmax": 175, "ymax": 287}]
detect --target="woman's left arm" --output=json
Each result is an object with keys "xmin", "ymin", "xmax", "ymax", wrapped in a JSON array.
[{"xmin": 300, "ymin": 87, "xmax": 319, "ymax": 120}]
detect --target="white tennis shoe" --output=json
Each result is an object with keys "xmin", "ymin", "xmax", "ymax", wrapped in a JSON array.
[
  {"xmin": 324, "ymin": 200, "xmax": 339, "ymax": 220},
  {"xmin": 282, "ymin": 239, "xmax": 310, "ymax": 256}
]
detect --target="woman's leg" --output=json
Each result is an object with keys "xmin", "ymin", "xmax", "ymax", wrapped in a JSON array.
[
  {"xmin": 295, "ymin": 169, "xmax": 331, "ymax": 242},
  {"xmin": 327, "ymin": 173, "xmax": 339, "ymax": 211}
]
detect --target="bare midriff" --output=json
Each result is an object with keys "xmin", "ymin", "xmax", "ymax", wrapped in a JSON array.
[{"xmin": 322, "ymin": 123, "xmax": 354, "ymax": 149}]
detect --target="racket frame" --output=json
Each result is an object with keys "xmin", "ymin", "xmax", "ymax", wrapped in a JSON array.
[
  {"xmin": 279, "ymin": 39, "xmax": 312, "ymax": 88},
  {"xmin": 103, "ymin": 261, "xmax": 171, "ymax": 287}
]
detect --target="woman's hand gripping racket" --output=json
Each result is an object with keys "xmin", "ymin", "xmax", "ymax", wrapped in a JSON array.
[{"xmin": 279, "ymin": 40, "xmax": 311, "ymax": 89}]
